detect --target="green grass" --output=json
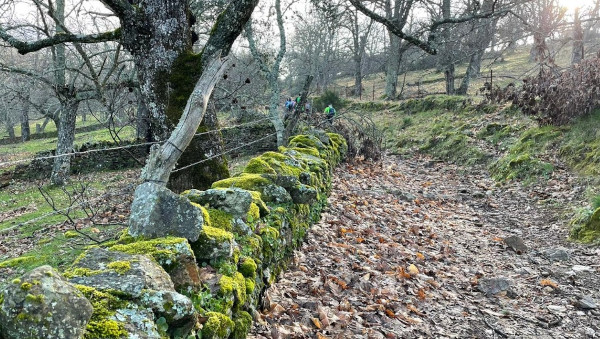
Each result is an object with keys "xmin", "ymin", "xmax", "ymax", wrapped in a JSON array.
[
  {"xmin": 0, "ymin": 115, "xmax": 101, "ymax": 139},
  {"xmin": 334, "ymin": 44, "xmax": 575, "ymax": 99}
]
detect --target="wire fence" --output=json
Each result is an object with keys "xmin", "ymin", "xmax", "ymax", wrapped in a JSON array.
[
  {"xmin": 0, "ymin": 117, "xmax": 272, "ymax": 169},
  {"xmin": 0, "ymin": 129, "xmax": 278, "ymax": 235}
]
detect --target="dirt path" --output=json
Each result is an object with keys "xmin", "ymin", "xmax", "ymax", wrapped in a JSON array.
[{"xmin": 249, "ymin": 155, "xmax": 599, "ymax": 338}]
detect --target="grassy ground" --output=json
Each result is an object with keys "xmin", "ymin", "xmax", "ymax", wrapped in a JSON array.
[
  {"xmin": 0, "ymin": 116, "xmax": 270, "ymax": 286},
  {"xmin": 334, "ymin": 44, "xmax": 574, "ymax": 100}
]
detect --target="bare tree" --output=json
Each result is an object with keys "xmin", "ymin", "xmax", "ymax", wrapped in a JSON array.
[{"xmin": 246, "ymin": 0, "xmax": 288, "ymax": 146}]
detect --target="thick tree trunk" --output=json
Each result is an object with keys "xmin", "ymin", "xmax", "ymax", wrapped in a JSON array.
[
  {"xmin": 120, "ymin": 0, "xmax": 228, "ymax": 192},
  {"xmin": 143, "ymin": 55, "xmax": 229, "ymax": 187},
  {"xmin": 21, "ymin": 100, "xmax": 30, "ymax": 142},
  {"xmin": 50, "ymin": 100, "xmax": 79, "ymax": 185}
]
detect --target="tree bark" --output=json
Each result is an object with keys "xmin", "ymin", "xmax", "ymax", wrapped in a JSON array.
[
  {"xmin": 136, "ymin": 94, "xmax": 150, "ymax": 141},
  {"xmin": 457, "ymin": 51, "xmax": 482, "ymax": 95},
  {"xmin": 441, "ymin": 0, "xmax": 456, "ymax": 95},
  {"xmin": 50, "ymin": 99, "xmax": 79, "ymax": 185},
  {"xmin": 142, "ymin": 55, "xmax": 229, "ymax": 186},
  {"xmin": 385, "ymin": 33, "xmax": 401, "ymax": 99},
  {"xmin": 572, "ymin": 8, "xmax": 584, "ymax": 65},
  {"xmin": 21, "ymin": 99, "xmax": 30, "ymax": 142},
  {"xmin": 117, "ymin": 0, "xmax": 257, "ymax": 191}
]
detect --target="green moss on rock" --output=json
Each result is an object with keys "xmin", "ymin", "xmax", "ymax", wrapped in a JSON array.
[
  {"xmin": 208, "ymin": 209, "xmax": 234, "ymax": 231},
  {"xmin": 74, "ymin": 285, "xmax": 128, "ymax": 339},
  {"xmin": 571, "ymin": 207, "xmax": 600, "ymax": 243},
  {"xmin": 231, "ymin": 311, "xmax": 253, "ymax": 339},
  {"xmin": 202, "ymin": 312, "xmax": 234, "ymax": 339},
  {"xmin": 238, "ymin": 257, "xmax": 257, "ymax": 278},
  {"xmin": 106, "ymin": 261, "xmax": 131, "ymax": 275}
]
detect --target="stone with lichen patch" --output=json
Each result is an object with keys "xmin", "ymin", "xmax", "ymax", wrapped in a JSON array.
[
  {"xmin": 0, "ymin": 265, "xmax": 93, "ymax": 339},
  {"xmin": 139, "ymin": 289, "xmax": 196, "ymax": 327},
  {"xmin": 128, "ymin": 182, "xmax": 205, "ymax": 241},
  {"xmin": 67, "ymin": 247, "xmax": 174, "ymax": 297},
  {"xmin": 183, "ymin": 188, "xmax": 254, "ymax": 219},
  {"xmin": 108, "ymin": 237, "xmax": 202, "ymax": 292}
]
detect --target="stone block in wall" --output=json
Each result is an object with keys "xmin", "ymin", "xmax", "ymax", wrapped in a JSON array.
[
  {"xmin": 129, "ymin": 182, "xmax": 206, "ymax": 241},
  {"xmin": 0, "ymin": 265, "xmax": 93, "ymax": 339}
]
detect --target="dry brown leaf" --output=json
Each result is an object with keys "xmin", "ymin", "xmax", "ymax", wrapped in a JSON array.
[
  {"xmin": 311, "ymin": 318, "xmax": 322, "ymax": 329},
  {"xmin": 408, "ymin": 264, "xmax": 419, "ymax": 276},
  {"xmin": 540, "ymin": 279, "xmax": 558, "ymax": 288},
  {"xmin": 407, "ymin": 304, "xmax": 425, "ymax": 316},
  {"xmin": 317, "ymin": 333, "xmax": 328, "ymax": 339},
  {"xmin": 417, "ymin": 288, "xmax": 426, "ymax": 300}
]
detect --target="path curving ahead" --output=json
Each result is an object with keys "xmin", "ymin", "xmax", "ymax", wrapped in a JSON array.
[{"xmin": 250, "ymin": 155, "xmax": 599, "ymax": 338}]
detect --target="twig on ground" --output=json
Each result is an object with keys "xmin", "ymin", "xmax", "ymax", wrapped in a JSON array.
[{"xmin": 479, "ymin": 309, "xmax": 509, "ymax": 338}]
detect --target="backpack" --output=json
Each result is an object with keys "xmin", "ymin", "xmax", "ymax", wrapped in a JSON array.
[{"xmin": 329, "ymin": 107, "xmax": 335, "ymax": 115}]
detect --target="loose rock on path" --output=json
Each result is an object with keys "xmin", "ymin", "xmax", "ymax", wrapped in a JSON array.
[{"xmin": 250, "ymin": 155, "xmax": 600, "ymax": 338}]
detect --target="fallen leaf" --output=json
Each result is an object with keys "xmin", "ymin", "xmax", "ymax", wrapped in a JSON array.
[
  {"xmin": 408, "ymin": 264, "xmax": 419, "ymax": 276},
  {"xmin": 311, "ymin": 318, "xmax": 322, "ymax": 329},
  {"xmin": 540, "ymin": 279, "xmax": 558, "ymax": 288}
]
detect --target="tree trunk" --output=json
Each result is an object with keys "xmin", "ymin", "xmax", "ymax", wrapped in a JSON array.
[
  {"xmin": 39, "ymin": 117, "xmax": 51, "ymax": 133},
  {"xmin": 50, "ymin": 100, "xmax": 79, "ymax": 185},
  {"xmin": 120, "ymin": 0, "xmax": 228, "ymax": 192},
  {"xmin": 6, "ymin": 122, "xmax": 15, "ymax": 139},
  {"xmin": 136, "ymin": 96, "xmax": 151, "ymax": 141},
  {"xmin": 457, "ymin": 52, "xmax": 481, "ymax": 95},
  {"xmin": 385, "ymin": 33, "xmax": 401, "ymax": 99},
  {"xmin": 268, "ymin": 77, "xmax": 286, "ymax": 146},
  {"xmin": 354, "ymin": 54, "xmax": 362, "ymax": 98},
  {"xmin": 572, "ymin": 8, "xmax": 584, "ymax": 65},
  {"xmin": 21, "ymin": 100, "xmax": 30, "ymax": 142},
  {"xmin": 445, "ymin": 63, "xmax": 455, "ymax": 95},
  {"xmin": 143, "ymin": 55, "xmax": 229, "ymax": 187}
]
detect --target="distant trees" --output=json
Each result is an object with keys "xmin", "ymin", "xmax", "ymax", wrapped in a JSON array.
[{"xmin": 1, "ymin": 0, "xmax": 259, "ymax": 190}]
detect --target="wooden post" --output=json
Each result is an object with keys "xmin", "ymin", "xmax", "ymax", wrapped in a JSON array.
[{"xmin": 490, "ymin": 69, "xmax": 493, "ymax": 97}]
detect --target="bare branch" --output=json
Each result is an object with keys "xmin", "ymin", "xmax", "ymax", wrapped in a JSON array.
[{"xmin": 0, "ymin": 27, "xmax": 121, "ymax": 55}]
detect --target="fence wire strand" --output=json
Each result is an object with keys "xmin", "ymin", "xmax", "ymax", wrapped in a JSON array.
[{"xmin": 0, "ymin": 117, "xmax": 272, "ymax": 169}]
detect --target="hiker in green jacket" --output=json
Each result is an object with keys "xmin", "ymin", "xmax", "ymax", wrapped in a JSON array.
[{"xmin": 324, "ymin": 104, "xmax": 336, "ymax": 124}]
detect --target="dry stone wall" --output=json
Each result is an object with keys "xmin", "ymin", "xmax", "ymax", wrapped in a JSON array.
[{"xmin": 0, "ymin": 131, "xmax": 347, "ymax": 339}]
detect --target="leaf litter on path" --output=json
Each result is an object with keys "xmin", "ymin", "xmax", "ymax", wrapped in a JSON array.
[{"xmin": 249, "ymin": 155, "xmax": 600, "ymax": 338}]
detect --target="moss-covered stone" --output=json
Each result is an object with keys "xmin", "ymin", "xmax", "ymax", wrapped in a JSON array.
[
  {"xmin": 571, "ymin": 207, "xmax": 600, "ymax": 243},
  {"xmin": 238, "ymin": 257, "xmax": 257, "ymax": 278},
  {"xmin": 208, "ymin": 209, "xmax": 234, "ymax": 231},
  {"xmin": 218, "ymin": 272, "xmax": 247, "ymax": 308},
  {"xmin": 202, "ymin": 311, "xmax": 234, "ymax": 339},
  {"xmin": 75, "ymin": 285, "xmax": 128, "ymax": 339},
  {"xmin": 231, "ymin": 311, "xmax": 253, "ymax": 339},
  {"xmin": 191, "ymin": 226, "xmax": 235, "ymax": 264},
  {"xmin": 244, "ymin": 157, "xmax": 277, "ymax": 175},
  {"xmin": 106, "ymin": 261, "xmax": 131, "ymax": 275}
]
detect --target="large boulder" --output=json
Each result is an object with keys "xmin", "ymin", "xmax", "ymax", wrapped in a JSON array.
[
  {"xmin": 0, "ymin": 265, "xmax": 93, "ymax": 339},
  {"xmin": 129, "ymin": 182, "xmax": 205, "ymax": 241}
]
